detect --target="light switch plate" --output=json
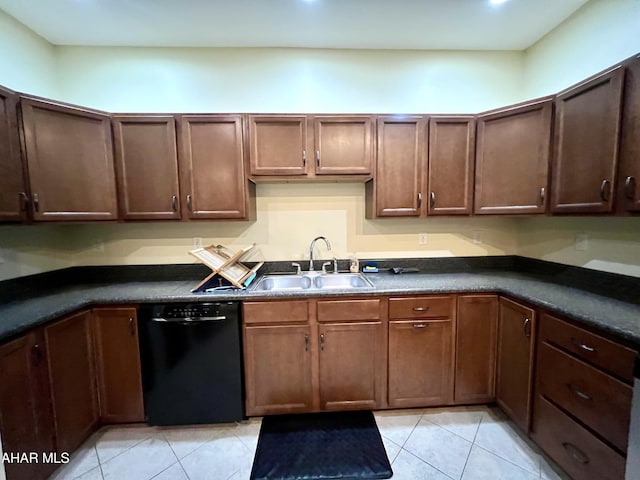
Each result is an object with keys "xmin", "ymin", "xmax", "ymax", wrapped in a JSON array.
[
  {"xmin": 193, "ymin": 237, "xmax": 203, "ymax": 249},
  {"xmin": 418, "ymin": 233, "xmax": 428, "ymax": 245}
]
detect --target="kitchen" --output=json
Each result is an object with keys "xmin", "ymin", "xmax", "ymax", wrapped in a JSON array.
[{"xmin": 1, "ymin": 0, "xmax": 640, "ymax": 479}]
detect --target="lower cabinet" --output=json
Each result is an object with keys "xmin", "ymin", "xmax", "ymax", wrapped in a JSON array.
[
  {"xmin": 44, "ymin": 310, "xmax": 99, "ymax": 454},
  {"xmin": 93, "ymin": 307, "xmax": 145, "ymax": 423},
  {"xmin": 496, "ymin": 296, "xmax": 536, "ymax": 432},
  {"xmin": 0, "ymin": 331, "xmax": 57, "ymax": 480},
  {"xmin": 454, "ymin": 295, "xmax": 498, "ymax": 404},
  {"xmin": 387, "ymin": 296, "xmax": 455, "ymax": 408}
]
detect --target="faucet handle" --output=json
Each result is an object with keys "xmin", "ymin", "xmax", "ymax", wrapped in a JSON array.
[
  {"xmin": 291, "ymin": 262, "xmax": 302, "ymax": 275},
  {"xmin": 332, "ymin": 257, "xmax": 339, "ymax": 274},
  {"xmin": 321, "ymin": 262, "xmax": 331, "ymax": 274}
]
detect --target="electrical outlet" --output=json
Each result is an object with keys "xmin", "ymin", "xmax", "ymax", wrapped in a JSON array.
[
  {"xmin": 575, "ymin": 233, "xmax": 589, "ymax": 251},
  {"xmin": 418, "ymin": 233, "xmax": 428, "ymax": 245},
  {"xmin": 193, "ymin": 237, "xmax": 203, "ymax": 249}
]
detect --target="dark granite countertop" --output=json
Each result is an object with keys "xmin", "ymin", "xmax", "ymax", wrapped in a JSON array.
[{"xmin": 1, "ymin": 257, "xmax": 639, "ymax": 349}]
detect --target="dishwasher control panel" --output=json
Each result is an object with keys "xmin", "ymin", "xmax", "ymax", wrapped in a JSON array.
[{"xmin": 148, "ymin": 302, "xmax": 239, "ymax": 320}]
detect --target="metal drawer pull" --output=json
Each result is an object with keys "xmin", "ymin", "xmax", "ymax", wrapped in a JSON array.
[
  {"xmin": 567, "ymin": 384, "xmax": 592, "ymax": 401},
  {"xmin": 430, "ymin": 192, "xmax": 435, "ymax": 208},
  {"xmin": 570, "ymin": 338, "xmax": 596, "ymax": 353},
  {"xmin": 304, "ymin": 334, "xmax": 309, "ymax": 352},
  {"xmin": 417, "ymin": 192, "xmax": 422, "ymax": 208},
  {"xmin": 19, "ymin": 192, "xmax": 28, "ymax": 211},
  {"xmin": 523, "ymin": 318, "xmax": 531, "ymax": 338},
  {"xmin": 129, "ymin": 318, "xmax": 135, "ymax": 336},
  {"xmin": 320, "ymin": 333, "xmax": 325, "ymax": 351},
  {"xmin": 413, "ymin": 323, "xmax": 428, "ymax": 329},
  {"xmin": 600, "ymin": 179, "xmax": 611, "ymax": 202},
  {"xmin": 186, "ymin": 194, "xmax": 192, "ymax": 212},
  {"xmin": 413, "ymin": 307, "xmax": 430, "ymax": 312},
  {"xmin": 625, "ymin": 176, "xmax": 636, "ymax": 200},
  {"xmin": 33, "ymin": 193, "xmax": 40, "ymax": 212},
  {"xmin": 316, "ymin": 150, "xmax": 320, "ymax": 167},
  {"xmin": 172, "ymin": 195, "xmax": 178, "ymax": 212},
  {"xmin": 540, "ymin": 187, "xmax": 545, "ymax": 205},
  {"xmin": 302, "ymin": 150, "xmax": 306, "ymax": 166},
  {"xmin": 562, "ymin": 442, "xmax": 590, "ymax": 465}
]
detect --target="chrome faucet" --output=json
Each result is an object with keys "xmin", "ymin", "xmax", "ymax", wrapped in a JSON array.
[{"xmin": 308, "ymin": 236, "xmax": 331, "ymax": 272}]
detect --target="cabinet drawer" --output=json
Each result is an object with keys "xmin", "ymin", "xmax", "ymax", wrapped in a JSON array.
[
  {"xmin": 389, "ymin": 296, "xmax": 453, "ymax": 319},
  {"xmin": 317, "ymin": 299, "xmax": 380, "ymax": 322},
  {"xmin": 539, "ymin": 313, "xmax": 636, "ymax": 383},
  {"xmin": 537, "ymin": 341, "xmax": 632, "ymax": 452},
  {"xmin": 531, "ymin": 395, "xmax": 625, "ymax": 480},
  {"xmin": 243, "ymin": 301, "xmax": 308, "ymax": 325}
]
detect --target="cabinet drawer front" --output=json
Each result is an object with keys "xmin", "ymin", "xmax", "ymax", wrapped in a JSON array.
[
  {"xmin": 243, "ymin": 301, "xmax": 308, "ymax": 325},
  {"xmin": 539, "ymin": 313, "xmax": 636, "ymax": 383},
  {"xmin": 532, "ymin": 395, "xmax": 625, "ymax": 480},
  {"xmin": 317, "ymin": 299, "xmax": 380, "ymax": 322},
  {"xmin": 389, "ymin": 296, "xmax": 453, "ymax": 319},
  {"xmin": 537, "ymin": 342, "xmax": 632, "ymax": 452}
]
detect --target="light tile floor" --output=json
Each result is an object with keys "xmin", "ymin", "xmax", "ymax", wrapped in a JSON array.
[{"xmin": 47, "ymin": 406, "xmax": 569, "ymax": 480}]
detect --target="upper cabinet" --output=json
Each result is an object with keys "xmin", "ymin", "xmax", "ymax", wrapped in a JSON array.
[
  {"xmin": 475, "ymin": 99, "xmax": 553, "ymax": 215},
  {"xmin": 248, "ymin": 115, "xmax": 373, "ymax": 178},
  {"xmin": 112, "ymin": 115, "xmax": 181, "ymax": 220},
  {"xmin": 177, "ymin": 114, "xmax": 254, "ymax": 220},
  {"xmin": 366, "ymin": 116, "xmax": 426, "ymax": 218},
  {"xmin": 21, "ymin": 97, "xmax": 118, "ymax": 221},
  {"xmin": 0, "ymin": 86, "xmax": 28, "ymax": 222},
  {"xmin": 551, "ymin": 66, "xmax": 625, "ymax": 214},
  {"xmin": 428, "ymin": 116, "xmax": 475, "ymax": 215},
  {"xmin": 618, "ymin": 54, "xmax": 640, "ymax": 213}
]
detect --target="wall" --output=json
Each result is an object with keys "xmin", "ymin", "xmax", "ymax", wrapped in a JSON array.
[
  {"xmin": 0, "ymin": 9, "xmax": 57, "ymax": 97},
  {"xmin": 516, "ymin": 0, "xmax": 640, "ymax": 277}
]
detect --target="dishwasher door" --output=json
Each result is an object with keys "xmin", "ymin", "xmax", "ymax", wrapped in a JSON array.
[
  {"xmin": 627, "ymin": 355, "xmax": 640, "ymax": 479},
  {"xmin": 138, "ymin": 302, "xmax": 244, "ymax": 426}
]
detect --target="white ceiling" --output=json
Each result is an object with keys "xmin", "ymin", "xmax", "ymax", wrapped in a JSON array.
[{"xmin": 0, "ymin": 0, "xmax": 590, "ymax": 50}]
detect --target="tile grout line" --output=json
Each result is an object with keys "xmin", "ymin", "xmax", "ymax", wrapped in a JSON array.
[
  {"xmin": 473, "ymin": 443, "xmax": 541, "ymax": 478},
  {"xmin": 159, "ymin": 430, "xmax": 192, "ymax": 480},
  {"xmin": 94, "ymin": 426, "xmax": 156, "ymax": 468},
  {"xmin": 458, "ymin": 414, "xmax": 483, "ymax": 480}
]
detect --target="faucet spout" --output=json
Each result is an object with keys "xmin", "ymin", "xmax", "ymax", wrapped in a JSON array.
[{"xmin": 308, "ymin": 236, "xmax": 331, "ymax": 272}]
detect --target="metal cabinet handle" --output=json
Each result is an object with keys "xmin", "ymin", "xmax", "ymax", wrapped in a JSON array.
[
  {"xmin": 316, "ymin": 150, "xmax": 320, "ymax": 167},
  {"xmin": 129, "ymin": 318, "xmax": 135, "ymax": 336},
  {"xmin": 540, "ymin": 187, "xmax": 546, "ymax": 205},
  {"xmin": 625, "ymin": 176, "xmax": 636, "ymax": 200},
  {"xmin": 302, "ymin": 150, "xmax": 306, "ymax": 166},
  {"xmin": 413, "ymin": 306, "xmax": 430, "ymax": 312},
  {"xmin": 570, "ymin": 337, "xmax": 596, "ymax": 353},
  {"xmin": 562, "ymin": 442, "xmax": 590, "ymax": 465},
  {"xmin": 600, "ymin": 179, "xmax": 611, "ymax": 202},
  {"xmin": 19, "ymin": 192, "xmax": 28, "ymax": 211},
  {"xmin": 33, "ymin": 193, "xmax": 39, "ymax": 212},
  {"xmin": 567, "ymin": 384, "xmax": 592, "ymax": 401},
  {"xmin": 430, "ymin": 192, "xmax": 435, "ymax": 208},
  {"xmin": 304, "ymin": 334, "xmax": 309, "ymax": 352},
  {"xmin": 320, "ymin": 333, "xmax": 325, "ymax": 351},
  {"xmin": 172, "ymin": 195, "xmax": 178, "ymax": 212},
  {"xmin": 32, "ymin": 344, "xmax": 43, "ymax": 366},
  {"xmin": 417, "ymin": 192, "xmax": 422, "ymax": 208},
  {"xmin": 186, "ymin": 194, "xmax": 192, "ymax": 212},
  {"xmin": 523, "ymin": 317, "xmax": 531, "ymax": 338},
  {"xmin": 413, "ymin": 323, "xmax": 428, "ymax": 329}
]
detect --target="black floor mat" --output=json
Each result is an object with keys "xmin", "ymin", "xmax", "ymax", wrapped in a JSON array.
[{"xmin": 250, "ymin": 410, "xmax": 393, "ymax": 480}]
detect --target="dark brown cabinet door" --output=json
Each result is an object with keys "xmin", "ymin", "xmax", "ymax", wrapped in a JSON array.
[
  {"xmin": 0, "ymin": 86, "xmax": 28, "ymax": 222},
  {"xmin": 496, "ymin": 297, "xmax": 535, "ymax": 432},
  {"xmin": 551, "ymin": 66, "xmax": 625, "ymax": 213},
  {"xmin": 454, "ymin": 295, "xmax": 498, "ymax": 404},
  {"xmin": 369, "ymin": 116, "xmax": 426, "ymax": 217},
  {"xmin": 20, "ymin": 97, "xmax": 117, "ymax": 221},
  {"xmin": 313, "ymin": 116, "xmax": 373, "ymax": 175},
  {"xmin": 45, "ymin": 310, "xmax": 99, "ymax": 453},
  {"xmin": 428, "ymin": 116, "xmax": 475, "ymax": 215},
  {"xmin": 618, "ymin": 54, "xmax": 640, "ymax": 212},
  {"xmin": 178, "ymin": 115, "xmax": 253, "ymax": 219},
  {"xmin": 475, "ymin": 99, "xmax": 552, "ymax": 214},
  {"xmin": 248, "ymin": 115, "xmax": 307, "ymax": 176},
  {"xmin": 318, "ymin": 322, "xmax": 383, "ymax": 411},
  {"xmin": 112, "ymin": 115, "xmax": 180, "ymax": 220},
  {"xmin": 93, "ymin": 307, "xmax": 145, "ymax": 424},
  {"xmin": 0, "ymin": 331, "xmax": 56, "ymax": 480},
  {"xmin": 388, "ymin": 319, "xmax": 453, "ymax": 408},
  {"xmin": 243, "ymin": 325, "xmax": 313, "ymax": 416}
]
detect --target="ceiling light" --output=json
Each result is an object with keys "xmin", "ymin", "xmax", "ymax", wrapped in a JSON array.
[{"xmin": 489, "ymin": 0, "xmax": 510, "ymax": 5}]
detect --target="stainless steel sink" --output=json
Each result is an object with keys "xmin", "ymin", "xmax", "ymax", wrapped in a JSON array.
[{"xmin": 251, "ymin": 272, "xmax": 374, "ymax": 292}]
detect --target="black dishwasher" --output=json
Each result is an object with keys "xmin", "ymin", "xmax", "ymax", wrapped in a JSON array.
[{"xmin": 137, "ymin": 302, "xmax": 244, "ymax": 426}]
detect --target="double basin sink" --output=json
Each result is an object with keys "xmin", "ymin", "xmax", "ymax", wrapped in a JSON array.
[{"xmin": 251, "ymin": 272, "xmax": 374, "ymax": 292}]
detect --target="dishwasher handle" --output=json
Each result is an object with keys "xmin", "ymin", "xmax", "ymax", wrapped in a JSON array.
[{"xmin": 151, "ymin": 316, "xmax": 228, "ymax": 323}]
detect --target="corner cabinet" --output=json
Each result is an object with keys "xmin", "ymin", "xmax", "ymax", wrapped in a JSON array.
[
  {"xmin": 177, "ymin": 114, "xmax": 255, "ymax": 220},
  {"xmin": 551, "ymin": 66, "xmax": 625, "ymax": 213},
  {"xmin": 20, "ymin": 97, "xmax": 118, "ymax": 221},
  {"xmin": 428, "ymin": 116, "xmax": 475, "ymax": 215},
  {"xmin": 366, "ymin": 116, "xmax": 426, "ymax": 218},
  {"xmin": 0, "ymin": 86, "xmax": 28, "ymax": 222},
  {"xmin": 496, "ymin": 297, "xmax": 536, "ymax": 432},
  {"xmin": 474, "ymin": 99, "xmax": 553, "ymax": 214},
  {"xmin": 618, "ymin": 54, "xmax": 640, "ymax": 213},
  {"xmin": 112, "ymin": 115, "xmax": 181, "ymax": 220}
]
